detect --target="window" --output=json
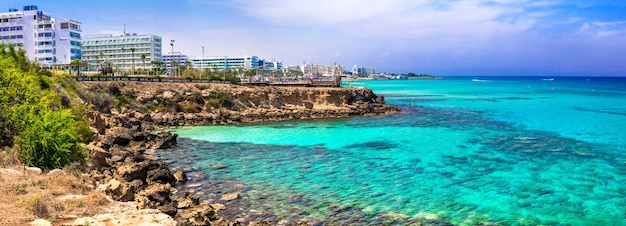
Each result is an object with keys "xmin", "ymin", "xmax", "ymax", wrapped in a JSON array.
[
  {"xmin": 61, "ymin": 23, "xmax": 69, "ymax": 29},
  {"xmin": 70, "ymin": 32, "xmax": 80, "ymax": 39},
  {"xmin": 38, "ymin": 32, "xmax": 52, "ymax": 37}
]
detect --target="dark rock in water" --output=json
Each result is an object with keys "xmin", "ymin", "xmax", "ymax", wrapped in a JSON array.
[
  {"xmin": 376, "ymin": 95, "xmax": 386, "ymax": 104},
  {"xmin": 147, "ymin": 162, "xmax": 176, "ymax": 185},
  {"xmin": 151, "ymin": 132, "xmax": 178, "ymax": 149},
  {"xmin": 288, "ymin": 195, "xmax": 304, "ymax": 204},
  {"xmin": 176, "ymin": 192, "xmax": 200, "ymax": 209},
  {"xmin": 343, "ymin": 141, "xmax": 398, "ymax": 150},
  {"xmin": 209, "ymin": 162, "xmax": 228, "ymax": 170},
  {"xmin": 174, "ymin": 171, "xmax": 189, "ymax": 183}
]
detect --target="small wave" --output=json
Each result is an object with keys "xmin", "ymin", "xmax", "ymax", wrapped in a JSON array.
[
  {"xmin": 542, "ymin": 78, "xmax": 554, "ymax": 81},
  {"xmin": 472, "ymin": 79, "xmax": 491, "ymax": 82}
]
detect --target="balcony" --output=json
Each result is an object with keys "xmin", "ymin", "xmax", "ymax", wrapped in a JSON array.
[
  {"xmin": 36, "ymin": 44, "xmax": 54, "ymax": 49},
  {"xmin": 36, "ymin": 27, "xmax": 54, "ymax": 32},
  {"xmin": 36, "ymin": 52, "xmax": 54, "ymax": 58},
  {"xmin": 36, "ymin": 36, "xmax": 54, "ymax": 42}
]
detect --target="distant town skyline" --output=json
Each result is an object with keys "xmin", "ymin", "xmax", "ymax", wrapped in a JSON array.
[{"xmin": 2, "ymin": 0, "xmax": 626, "ymax": 76}]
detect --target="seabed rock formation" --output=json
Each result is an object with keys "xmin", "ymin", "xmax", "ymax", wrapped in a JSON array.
[{"xmin": 80, "ymin": 81, "xmax": 398, "ymax": 225}]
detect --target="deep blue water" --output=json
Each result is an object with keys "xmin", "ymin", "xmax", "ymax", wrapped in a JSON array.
[{"xmin": 157, "ymin": 76, "xmax": 626, "ymax": 225}]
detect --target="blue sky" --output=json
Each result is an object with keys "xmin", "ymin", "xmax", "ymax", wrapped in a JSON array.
[{"xmin": 3, "ymin": 0, "xmax": 626, "ymax": 76}]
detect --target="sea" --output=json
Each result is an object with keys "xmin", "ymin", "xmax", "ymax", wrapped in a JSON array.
[{"xmin": 156, "ymin": 76, "xmax": 626, "ymax": 225}]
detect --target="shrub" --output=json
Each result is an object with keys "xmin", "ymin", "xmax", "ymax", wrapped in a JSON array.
[
  {"xmin": 30, "ymin": 196, "xmax": 49, "ymax": 218},
  {"xmin": 1, "ymin": 44, "xmax": 92, "ymax": 169},
  {"xmin": 14, "ymin": 108, "xmax": 89, "ymax": 169},
  {"xmin": 206, "ymin": 90, "xmax": 233, "ymax": 109}
]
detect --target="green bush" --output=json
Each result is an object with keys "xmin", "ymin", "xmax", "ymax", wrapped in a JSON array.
[
  {"xmin": 0, "ymin": 43, "xmax": 92, "ymax": 169},
  {"xmin": 13, "ymin": 96, "xmax": 90, "ymax": 169},
  {"xmin": 205, "ymin": 90, "xmax": 233, "ymax": 109}
]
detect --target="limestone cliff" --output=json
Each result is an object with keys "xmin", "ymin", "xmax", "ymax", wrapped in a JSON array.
[{"xmin": 80, "ymin": 82, "xmax": 398, "ymax": 127}]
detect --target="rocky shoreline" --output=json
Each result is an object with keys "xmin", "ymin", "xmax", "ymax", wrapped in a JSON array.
[{"xmin": 80, "ymin": 82, "xmax": 399, "ymax": 225}]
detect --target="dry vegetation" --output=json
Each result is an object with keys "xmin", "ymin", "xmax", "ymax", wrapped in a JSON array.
[{"xmin": 0, "ymin": 167, "xmax": 112, "ymax": 225}]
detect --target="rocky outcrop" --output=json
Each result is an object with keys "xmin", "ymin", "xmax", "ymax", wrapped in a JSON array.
[
  {"xmin": 81, "ymin": 82, "xmax": 398, "ymax": 129},
  {"xmin": 85, "ymin": 111, "xmax": 238, "ymax": 225},
  {"xmin": 80, "ymin": 81, "xmax": 399, "ymax": 225}
]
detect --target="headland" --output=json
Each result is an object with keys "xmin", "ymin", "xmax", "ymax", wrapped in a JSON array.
[{"xmin": 75, "ymin": 81, "xmax": 398, "ymax": 225}]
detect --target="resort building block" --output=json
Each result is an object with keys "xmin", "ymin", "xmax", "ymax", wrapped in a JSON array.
[
  {"xmin": 0, "ymin": 5, "xmax": 82, "ymax": 66},
  {"xmin": 81, "ymin": 33, "xmax": 162, "ymax": 72},
  {"xmin": 162, "ymin": 52, "xmax": 188, "ymax": 74},
  {"xmin": 163, "ymin": 51, "xmax": 283, "ymax": 75}
]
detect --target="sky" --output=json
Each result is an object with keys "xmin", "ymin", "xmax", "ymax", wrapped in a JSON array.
[{"xmin": 3, "ymin": 0, "xmax": 626, "ymax": 76}]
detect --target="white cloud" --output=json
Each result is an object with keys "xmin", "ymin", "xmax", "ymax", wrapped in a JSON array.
[
  {"xmin": 237, "ymin": 0, "xmax": 555, "ymax": 40},
  {"xmin": 576, "ymin": 20, "xmax": 626, "ymax": 37}
]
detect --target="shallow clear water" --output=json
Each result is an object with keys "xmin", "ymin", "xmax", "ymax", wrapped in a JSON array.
[{"xmin": 159, "ymin": 76, "xmax": 626, "ymax": 225}]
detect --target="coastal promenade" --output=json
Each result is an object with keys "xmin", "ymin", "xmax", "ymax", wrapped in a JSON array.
[{"xmin": 75, "ymin": 76, "xmax": 341, "ymax": 87}]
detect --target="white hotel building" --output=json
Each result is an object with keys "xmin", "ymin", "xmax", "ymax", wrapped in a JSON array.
[
  {"xmin": 0, "ymin": 5, "xmax": 82, "ymax": 66},
  {"xmin": 189, "ymin": 56, "xmax": 264, "ymax": 71},
  {"xmin": 163, "ymin": 52, "xmax": 281, "ymax": 74},
  {"xmin": 81, "ymin": 33, "xmax": 162, "ymax": 72}
]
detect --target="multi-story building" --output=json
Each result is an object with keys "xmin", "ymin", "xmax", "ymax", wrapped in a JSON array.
[
  {"xmin": 162, "ymin": 52, "xmax": 281, "ymax": 76},
  {"xmin": 351, "ymin": 65, "xmax": 376, "ymax": 77},
  {"xmin": 188, "ymin": 55, "xmax": 265, "ymax": 71},
  {"xmin": 81, "ymin": 33, "xmax": 162, "ymax": 72},
  {"xmin": 0, "ymin": 5, "xmax": 82, "ymax": 66},
  {"xmin": 162, "ymin": 52, "xmax": 188, "ymax": 75},
  {"xmin": 285, "ymin": 63, "xmax": 343, "ymax": 77}
]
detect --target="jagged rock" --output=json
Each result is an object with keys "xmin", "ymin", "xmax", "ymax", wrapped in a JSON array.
[
  {"xmin": 302, "ymin": 101, "xmax": 314, "ymax": 109},
  {"xmin": 147, "ymin": 162, "xmax": 176, "ymax": 185},
  {"xmin": 135, "ymin": 183, "xmax": 176, "ymax": 216},
  {"xmin": 176, "ymin": 192, "xmax": 200, "ymax": 209},
  {"xmin": 115, "ymin": 161, "xmax": 149, "ymax": 182},
  {"xmin": 86, "ymin": 144, "xmax": 111, "ymax": 170},
  {"xmin": 174, "ymin": 171, "xmax": 189, "ymax": 183},
  {"xmin": 151, "ymin": 132, "xmax": 178, "ymax": 149},
  {"xmin": 109, "ymin": 127, "xmax": 133, "ymax": 146},
  {"xmin": 176, "ymin": 203, "xmax": 221, "ymax": 226},
  {"xmin": 88, "ymin": 111, "xmax": 107, "ymax": 134},
  {"xmin": 376, "ymin": 95, "xmax": 386, "ymax": 104},
  {"xmin": 108, "ymin": 178, "xmax": 135, "ymax": 202},
  {"xmin": 158, "ymin": 203, "xmax": 178, "ymax": 217},
  {"xmin": 210, "ymin": 203, "xmax": 226, "ymax": 211}
]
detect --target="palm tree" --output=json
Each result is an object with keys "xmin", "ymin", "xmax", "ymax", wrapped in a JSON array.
[
  {"xmin": 70, "ymin": 59, "xmax": 82, "ymax": 76},
  {"xmin": 130, "ymin": 47, "xmax": 136, "ymax": 76},
  {"xmin": 183, "ymin": 60, "xmax": 192, "ymax": 78},
  {"xmin": 99, "ymin": 52, "xmax": 104, "ymax": 74},
  {"xmin": 141, "ymin": 53, "xmax": 147, "ymax": 75}
]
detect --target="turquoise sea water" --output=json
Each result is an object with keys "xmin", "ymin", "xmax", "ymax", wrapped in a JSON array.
[{"xmin": 158, "ymin": 77, "xmax": 626, "ymax": 225}]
